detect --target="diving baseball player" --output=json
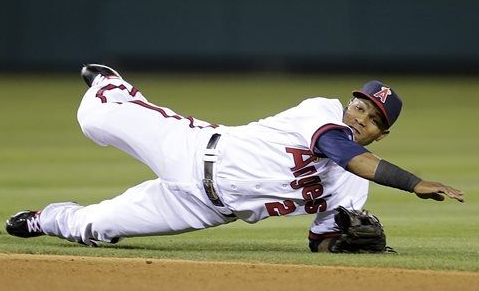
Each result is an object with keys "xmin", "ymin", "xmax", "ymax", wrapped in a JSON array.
[{"xmin": 5, "ymin": 64, "xmax": 464, "ymax": 251}]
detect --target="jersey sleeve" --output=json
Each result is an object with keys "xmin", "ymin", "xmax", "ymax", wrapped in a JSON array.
[{"xmin": 312, "ymin": 128, "xmax": 369, "ymax": 169}]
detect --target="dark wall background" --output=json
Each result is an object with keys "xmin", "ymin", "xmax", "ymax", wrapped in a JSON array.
[{"xmin": 1, "ymin": 0, "xmax": 478, "ymax": 73}]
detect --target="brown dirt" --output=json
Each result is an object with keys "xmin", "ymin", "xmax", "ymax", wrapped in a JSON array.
[{"xmin": 0, "ymin": 253, "xmax": 478, "ymax": 291}]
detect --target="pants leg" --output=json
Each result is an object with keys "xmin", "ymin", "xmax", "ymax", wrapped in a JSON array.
[
  {"xmin": 76, "ymin": 75, "xmax": 216, "ymax": 180},
  {"xmin": 39, "ymin": 75, "xmax": 230, "ymax": 245},
  {"xmin": 40, "ymin": 180, "xmax": 233, "ymax": 246}
]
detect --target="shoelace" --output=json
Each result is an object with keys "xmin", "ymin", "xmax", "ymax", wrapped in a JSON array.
[{"xmin": 26, "ymin": 213, "xmax": 42, "ymax": 233}]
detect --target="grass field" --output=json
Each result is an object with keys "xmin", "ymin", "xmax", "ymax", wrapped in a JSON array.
[{"xmin": 0, "ymin": 72, "xmax": 477, "ymax": 272}]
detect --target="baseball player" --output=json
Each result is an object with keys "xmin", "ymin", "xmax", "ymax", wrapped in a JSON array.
[{"xmin": 5, "ymin": 64, "xmax": 464, "ymax": 251}]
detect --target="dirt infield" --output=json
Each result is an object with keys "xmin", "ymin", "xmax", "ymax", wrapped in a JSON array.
[{"xmin": 0, "ymin": 253, "xmax": 478, "ymax": 291}]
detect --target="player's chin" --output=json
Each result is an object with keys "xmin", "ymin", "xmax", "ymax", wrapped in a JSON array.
[
  {"xmin": 355, "ymin": 136, "xmax": 370, "ymax": 146},
  {"xmin": 358, "ymin": 134, "xmax": 378, "ymax": 146},
  {"xmin": 352, "ymin": 133, "xmax": 362, "ymax": 144}
]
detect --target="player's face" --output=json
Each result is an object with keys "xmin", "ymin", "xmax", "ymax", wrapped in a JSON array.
[{"xmin": 343, "ymin": 98, "xmax": 389, "ymax": 146}]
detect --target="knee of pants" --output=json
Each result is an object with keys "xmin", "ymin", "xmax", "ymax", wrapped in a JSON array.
[
  {"xmin": 77, "ymin": 100, "xmax": 100, "ymax": 127},
  {"xmin": 76, "ymin": 109, "xmax": 109, "ymax": 146},
  {"xmin": 83, "ymin": 212, "xmax": 119, "ymax": 243}
]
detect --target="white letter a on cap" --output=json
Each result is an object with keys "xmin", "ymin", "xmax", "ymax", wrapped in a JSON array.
[{"xmin": 373, "ymin": 87, "xmax": 392, "ymax": 103}]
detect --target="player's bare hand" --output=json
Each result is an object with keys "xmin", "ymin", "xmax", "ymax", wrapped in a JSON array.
[{"xmin": 413, "ymin": 180, "xmax": 464, "ymax": 203}]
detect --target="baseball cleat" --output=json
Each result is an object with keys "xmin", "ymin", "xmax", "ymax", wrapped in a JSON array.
[
  {"xmin": 5, "ymin": 210, "xmax": 45, "ymax": 238},
  {"xmin": 81, "ymin": 64, "xmax": 122, "ymax": 87}
]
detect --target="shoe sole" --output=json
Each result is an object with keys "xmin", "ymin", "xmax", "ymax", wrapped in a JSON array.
[{"xmin": 82, "ymin": 64, "xmax": 122, "ymax": 79}]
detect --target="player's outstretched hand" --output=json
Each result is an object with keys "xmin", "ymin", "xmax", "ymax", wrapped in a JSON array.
[{"xmin": 413, "ymin": 180, "xmax": 464, "ymax": 203}]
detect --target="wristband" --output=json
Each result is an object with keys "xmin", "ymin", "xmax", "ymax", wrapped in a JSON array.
[{"xmin": 373, "ymin": 160, "xmax": 422, "ymax": 192}]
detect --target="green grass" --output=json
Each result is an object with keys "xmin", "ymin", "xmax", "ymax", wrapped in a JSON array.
[{"xmin": 0, "ymin": 73, "xmax": 478, "ymax": 271}]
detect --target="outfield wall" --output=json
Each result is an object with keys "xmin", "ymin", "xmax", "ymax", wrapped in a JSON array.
[{"xmin": 1, "ymin": 0, "xmax": 478, "ymax": 72}]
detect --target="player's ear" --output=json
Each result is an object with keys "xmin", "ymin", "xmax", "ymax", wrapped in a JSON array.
[{"xmin": 375, "ymin": 130, "xmax": 389, "ymax": 142}]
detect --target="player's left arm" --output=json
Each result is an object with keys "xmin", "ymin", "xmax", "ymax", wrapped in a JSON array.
[
  {"xmin": 314, "ymin": 129, "xmax": 464, "ymax": 202},
  {"xmin": 347, "ymin": 152, "xmax": 464, "ymax": 203}
]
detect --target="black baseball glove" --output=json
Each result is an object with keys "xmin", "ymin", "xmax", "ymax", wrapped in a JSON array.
[{"xmin": 310, "ymin": 206, "xmax": 396, "ymax": 254}]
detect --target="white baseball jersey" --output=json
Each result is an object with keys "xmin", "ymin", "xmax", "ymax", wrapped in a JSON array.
[
  {"xmin": 39, "ymin": 76, "xmax": 368, "ymax": 246},
  {"xmin": 214, "ymin": 98, "xmax": 369, "ymax": 233}
]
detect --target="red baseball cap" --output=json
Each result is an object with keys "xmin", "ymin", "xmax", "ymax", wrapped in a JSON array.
[{"xmin": 352, "ymin": 80, "xmax": 402, "ymax": 129}]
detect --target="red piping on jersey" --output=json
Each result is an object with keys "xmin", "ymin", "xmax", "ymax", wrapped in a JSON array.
[
  {"xmin": 96, "ymin": 84, "xmax": 139, "ymax": 103},
  {"xmin": 310, "ymin": 123, "xmax": 354, "ymax": 153},
  {"xmin": 129, "ymin": 100, "xmax": 218, "ymax": 129},
  {"xmin": 308, "ymin": 231, "xmax": 341, "ymax": 240}
]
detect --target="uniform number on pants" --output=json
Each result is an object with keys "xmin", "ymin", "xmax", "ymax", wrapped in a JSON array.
[{"xmin": 265, "ymin": 200, "xmax": 296, "ymax": 216}]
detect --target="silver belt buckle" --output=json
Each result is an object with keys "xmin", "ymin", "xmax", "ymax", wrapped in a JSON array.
[{"xmin": 203, "ymin": 178, "xmax": 219, "ymax": 201}]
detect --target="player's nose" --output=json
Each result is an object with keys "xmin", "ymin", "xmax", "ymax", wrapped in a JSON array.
[{"xmin": 355, "ymin": 115, "xmax": 366, "ymax": 127}]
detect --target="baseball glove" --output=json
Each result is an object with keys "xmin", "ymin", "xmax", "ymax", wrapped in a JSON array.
[{"xmin": 328, "ymin": 206, "xmax": 396, "ymax": 254}]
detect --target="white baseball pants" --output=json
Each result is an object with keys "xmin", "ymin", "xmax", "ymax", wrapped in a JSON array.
[{"xmin": 39, "ymin": 75, "xmax": 235, "ymax": 246}]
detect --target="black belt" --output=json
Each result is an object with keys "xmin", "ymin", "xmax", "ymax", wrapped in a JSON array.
[{"xmin": 203, "ymin": 134, "xmax": 235, "ymax": 217}]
